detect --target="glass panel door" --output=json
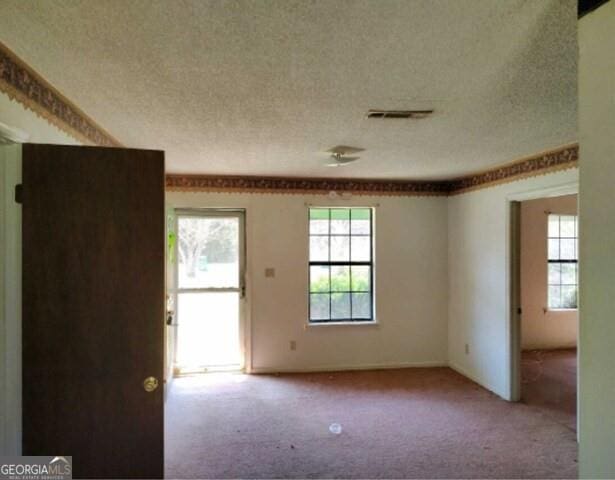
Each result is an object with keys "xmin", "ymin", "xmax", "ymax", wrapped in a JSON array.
[{"xmin": 175, "ymin": 211, "xmax": 245, "ymax": 372}]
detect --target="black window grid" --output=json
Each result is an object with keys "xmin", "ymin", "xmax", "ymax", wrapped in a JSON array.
[
  {"xmin": 308, "ymin": 208, "xmax": 374, "ymax": 322},
  {"xmin": 547, "ymin": 215, "xmax": 578, "ymax": 309}
]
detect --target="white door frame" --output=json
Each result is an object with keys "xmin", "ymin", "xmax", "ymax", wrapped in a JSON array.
[
  {"xmin": 506, "ymin": 180, "xmax": 579, "ymax": 403},
  {"xmin": 0, "ymin": 145, "xmax": 22, "ymax": 455},
  {"xmin": 173, "ymin": 208, "xmax": 247, "ymax": 372}
]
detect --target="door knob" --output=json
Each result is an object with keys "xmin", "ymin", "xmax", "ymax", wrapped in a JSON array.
[{"xmin": 143, "ymin": 376, "xmax": 159, "ymax": 393}]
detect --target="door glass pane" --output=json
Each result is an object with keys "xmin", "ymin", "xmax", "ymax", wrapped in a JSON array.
[
  {"xmin": 178, "ymin": 216, "xmax": 239, "ymax": 288},
  {"xmin": 176, "ymin": 292, "xmax": 240, "ymax": 368}
]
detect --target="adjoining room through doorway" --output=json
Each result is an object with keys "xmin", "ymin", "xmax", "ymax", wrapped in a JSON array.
[{"xmin": 519, "ymin": 194, "xmax": 578, "ymax": 432}]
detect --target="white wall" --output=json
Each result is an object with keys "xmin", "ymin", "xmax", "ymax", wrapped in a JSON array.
[
  {"xmin": 0, "ymin": 154, "xmax": 4, "ymax": 453},
  {"xmin": 0, "ymin": 92, "xmax": 79, "ymax": 455},
  {"xmin": 521, "ymin": 194, "xmax": 578, "ymax": 350},
  {"xmin": 0, "ymin": 145, "xmax": 22, "ymax": 455},
  {"xmin": 166, "ymin": 192, "xmax": 449, "ymax": 372},
  {"xmin": 578, "ymin": 1, "xmax": 615, "ymax": 477},
  {"xmin": 447, "ymin": 169, "xmax": 578, "ymax": 399}
]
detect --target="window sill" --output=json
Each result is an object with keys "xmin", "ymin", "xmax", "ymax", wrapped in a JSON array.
[
  {"xmin": 545, "ymin": 308, "xmax": 578, "ymax": 312},
  {"xmin": 306, "ymin": 320, "xmax": 379, "ymax": 328}
]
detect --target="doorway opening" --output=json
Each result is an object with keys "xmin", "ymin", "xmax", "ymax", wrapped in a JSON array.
[
  {"xmin": 512, "ymin": 194, "xmax": 578, "ymax": 431},
  {"xmin": 174, "ymin": 209, "xmax": 246, "ymax": 374}
]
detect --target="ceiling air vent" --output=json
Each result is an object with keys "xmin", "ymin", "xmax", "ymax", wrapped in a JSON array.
[{"xmin": 367, "ymin": 109, "xmax": 433, "ymax": 119}]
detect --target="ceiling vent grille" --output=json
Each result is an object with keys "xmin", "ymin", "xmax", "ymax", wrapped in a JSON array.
[{"xmin": 367, "ymin": 109, "xmax": 433, "ymax": 119}]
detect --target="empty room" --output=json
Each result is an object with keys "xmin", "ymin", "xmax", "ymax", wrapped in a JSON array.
[
  {"xmin": 519, "ymin": 194, "xmax": 578, "ymax": 432},
  {"xmin": 1, "ymin": 1, "xmax": 615, "ymax": 479}
]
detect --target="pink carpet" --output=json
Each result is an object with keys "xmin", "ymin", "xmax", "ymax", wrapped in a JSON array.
[
  {"xmin": 521, "ymin": 348, "xmax": 577, "ymax": 432},
  {"xmin": 165, "ymin": 367, "xmax": 577, "ymax": 479}
]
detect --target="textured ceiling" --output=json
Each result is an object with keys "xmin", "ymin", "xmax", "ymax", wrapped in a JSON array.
[{"xmin": 0, "ymin": 0, "xmax": 577, "ymax": 179}]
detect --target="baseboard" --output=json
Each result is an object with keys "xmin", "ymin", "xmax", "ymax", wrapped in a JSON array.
[{"xmin": 250, "ymin": 360, "xmax": 448, "ymax": 374}]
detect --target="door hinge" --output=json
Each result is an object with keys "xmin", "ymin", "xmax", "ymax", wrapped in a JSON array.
[
  {"xmin": 14, "ymin": 184, "xmax": 23, "ymax": 204},
  {"xmin": 517, "ymin": 307, "xmax": 522, "ymax": 315}
]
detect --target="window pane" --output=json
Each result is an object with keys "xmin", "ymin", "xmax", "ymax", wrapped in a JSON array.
[
  {"xmin": 310, "ymin": 266, "xmax": 330, "ymax": 292},
  {"xmin": 330, "ymin": 236, "xmax": 350, "ymax": 261},
  {"xmin": 548, "ymin": 215, "xmax": 560, "ymax": 238},
  {"xmin": 351, "ymin": 209, "xmax": 371, "ymax": 234},
  {"xmin": 560, "ymin": 216, "xmax": 575, "ymax": 237},
  {"xmin": 176, "ymin": 292, "xmax": 240, "ymax": 367},
  {"xmin": 351, "ymin": 236, "xmax": 371, "ymax": 262},
  {"xmin": 560, "ymin": 239, "xmax": 576, "ymax": 260},
  {"xmin": 310, "ymin": 236, "xmax": 329, "ymax": 262},
  {"xmin": 330, "ymin": 265, "xmax": 350, "ymax": 291},
  {"xmin": 178, "ymin": 217, "xmax": 239, "ymax": 289},
  {"xmin": 310, "ymin": 208, "xmax": 329, "ymax": 220},
  {"xmin": 548, "ymin": 239, "xmax": 560, "ymax": 260},
  {"xmin": 561, "ymin": 263, "xmax": 577, "ymax": 285},
  {"xmin": 561, "ymin": 286, "xmax": 577, "ymax": 308},
  {"xmin": 310, "ymin": 294, "xmax": 330, "ymax": 320},
  {"xmin": 331, "ymin": 293, "xmax": 351, "ymax": 319},
  {"xmin": 351, "ymin": 293, "xmax": 371, "ymax": 319},
  {"xmin": 548, "ymin": 263, "xmax": 561, "ymax": 285},
  {"xmin": 310, "ymin": 219, "xmax": 328, "ymax": 234},
  {"xmin": 330, "ymin": 209, "xmax": 350, "ymax": 234},
  {"xmin": 548, "ymin": 286, "xmax": 562, "ymax": 309},
  {"xmin": 351, "ymin": 266, "xmax": 371, "ymax": 292}
]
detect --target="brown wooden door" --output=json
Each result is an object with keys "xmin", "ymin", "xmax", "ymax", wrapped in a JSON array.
[{"xmin": 22, "ymin": 144, "xmax": 165, "ymax": 479}]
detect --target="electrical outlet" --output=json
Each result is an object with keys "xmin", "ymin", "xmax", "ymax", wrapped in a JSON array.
[
  {"xmin": 290, "ymin": 340, "xmax": 297, "ymax": 351},
  {"xmin": 465, "ymin": 343, "xmax": 470, "ymax": 355},
  {"xmin": 265, "ymin": 268, "xmax": 275, "ymax": 278}
]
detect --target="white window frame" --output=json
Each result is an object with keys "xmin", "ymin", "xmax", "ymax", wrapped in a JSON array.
[
  {"xmin": 307, "ymin": 207, "xmax": 375, "ymax": 324},
  {"xmin": 547, "ymin": 213, "xmax": 578, "ymax": 310}
]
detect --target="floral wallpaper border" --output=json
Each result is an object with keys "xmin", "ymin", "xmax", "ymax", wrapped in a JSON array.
[
  {"xmin": 0, "ymin": 41, "xmax": 120, "ymax": 147},
  {"xmin": 0, "ymin": 41, "xmax": 577, "ymax": 196},
  {"xmin": 167, "ymin": 145, "xmax": 578, "ymax": 196}
]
